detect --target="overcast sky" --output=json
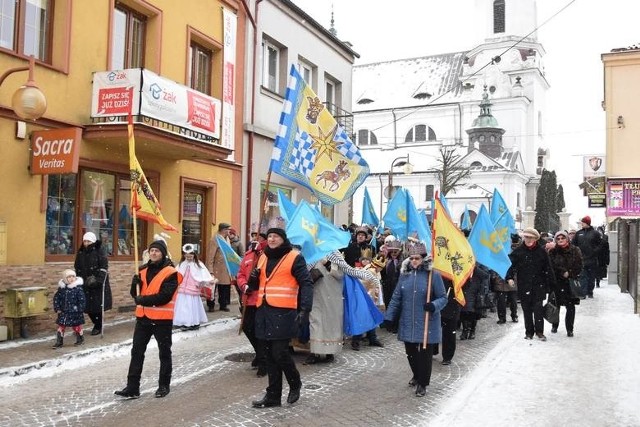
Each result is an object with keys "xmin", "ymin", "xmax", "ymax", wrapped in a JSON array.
[{"xmin": 291, "ymin": 0, "xmax": 640, "ymax": 227}]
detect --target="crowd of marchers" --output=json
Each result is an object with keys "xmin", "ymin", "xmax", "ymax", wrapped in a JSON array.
[{"xmin": 52, "ymin": 215, "xmax": 609, "ymax": 403}]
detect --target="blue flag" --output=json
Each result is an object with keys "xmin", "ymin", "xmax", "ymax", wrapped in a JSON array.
[
  {"xmin": 490, "ymin": 189, "xmax": 516, "ymax": 246},
  {"xmin": 439, "ymin": 193, "xmax": 452, "ymax": 217},
  {"xmin": 216, "ymin": 235, "xmax": 242, "ymax": 277},
  {"xmin": 270, "ymin": 65, "xmax": 370, "ymax": 205},
  {"xmin": 362, "ymin": 187, "xmax": 379, "ymax": 227},
  {"xmin": 286, "ymin": 200, "xmax": 351, "ymax": 264},
  {"xmin": 461, "ymin": 205, "xmax": 472, "ymax": 230},
  {"xmin": 277, "ymin": 189, "xmax": 297, "ymax": 224},
  {"xmin": 468, "ymin": 204, "xmax": 512, "ymax": 278},
  {"xmin": 382, "ymin": 188, "xmax": 431, "ymax": 250}
]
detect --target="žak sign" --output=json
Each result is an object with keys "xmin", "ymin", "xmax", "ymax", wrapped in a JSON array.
[
  {"xmin": 30, "ymin": 128, "xmax": 82, "ymax": 175},
  {"xmin": 96, "ymin": 86, "xmax": 133, "ymax": 115}
]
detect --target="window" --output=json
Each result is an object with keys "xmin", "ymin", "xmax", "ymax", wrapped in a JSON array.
[
  {"xmin": 189, "ymin": 41, "xmax": 212, "ymax": 95},
  {"xmin": 325, "ymin": 79, "xmax": 335, "ymax": 114},
  {"xmin": 405, "ymin": 124, "xmax": 436, "ymax": 143},
  {"xmin": 298, "ymin": 59, "xmax": 314, "ymax": 89},
  {"xmin": 0, "ymin": 0, "xmax": 52, "ymax": 62},
  {"xmin": 262, "ymin": 40, "xmax": 280, "ymax": 92},
  {"xmin": 493, "ymin": 0, "xmax": 505, "ymax": 34},
  {"xmin": 357, "ymin": 129, "xmax": 378, "ymax": 146},
  {"xmin": 425, "ymin": 184, "xmax": 434, "ymax": 202},
  {"xmin": 111, "ymin": 5, "xmax": 146, "ymax": 69},
  {"xmin": 45, "ymin": 169, "xmax": 148, "ymax": 259}
]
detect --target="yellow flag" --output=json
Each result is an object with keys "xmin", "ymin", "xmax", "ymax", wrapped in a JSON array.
[
  {"xmin": 128, "ymin": 121, "xmax": 176, "ymax": 232},
  {"xmin": 431, "ymin": 198, "xmax": 475, "ymax": 305}
]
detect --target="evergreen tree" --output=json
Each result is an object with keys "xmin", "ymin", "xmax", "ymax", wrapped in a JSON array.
[
  {"xmin": 534, "ymin": 169, "xmax": 561, "ymax": 233},
  {"xmin": 556, "ymin": 184, "xmax": 566, "ymax": 214}
]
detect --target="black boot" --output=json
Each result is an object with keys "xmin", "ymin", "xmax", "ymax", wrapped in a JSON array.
[
  {"xmin": 468, "ymin": 320, "xmax": 477, "ymax": 340},
  {"xmin": 75, "ymin": 333, "xmax": 84, "ymax": 346},
  {"xmin": 460, "ymin": 321, "xmax": 470, "ymax": 340},
  {"xmin": 252, "ymin": 394, "xmax": 281, "ymax": 408},
  {"xmin": 52, "ymin": 332, "xmax": 63, "ymax": 349}
]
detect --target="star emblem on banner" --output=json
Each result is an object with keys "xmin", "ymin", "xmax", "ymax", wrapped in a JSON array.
[{"xmin": 309, "ymin": 125, "xmax": 341, "ymax": 162}]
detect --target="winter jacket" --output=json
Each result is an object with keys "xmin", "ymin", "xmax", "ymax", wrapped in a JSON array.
[
  {"xmin": 53, "ymin": 278, "xmax": 86, "ymax": 327},
  {"xmin": 206, "ymin": 234, "xmax": 232, "ymax": 284},
  {"xmin": 440, "ymin": 278, "xmax": 462, "ymax": 321},
  {"xmin": 74, "ymin": 240, "xmax": 112, "ymax": 314},
  {"xmin": 254, "ymin": 241, "xmax": 313, "ymax": 341},
  {"xmin": 506, "ymin": 241, "xmax": 555, "ymax": 302},
  {"xmin": 461, "ymin": 265, "xmax": 490, "ymax": 313},
  {"xmin": 384, "ymin": 259, "xmax": 447, "ymax": 344},
  {"xmin": 597, "ymin": 236, "xmax": 610, "ymax": 279},
  {"xmin": 572, "ymin": 226, "xmax": 601, "ymax": 267},
  {"xmin": 236, "ymin": 246, "xmax": 264, "ymax": 307},
  {"xmin": 549, "ymin": 244, "xmax": 583, "ymax": 306}
]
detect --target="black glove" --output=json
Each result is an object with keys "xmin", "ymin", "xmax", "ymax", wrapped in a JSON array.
[
  {"xmin": 423, "ymin": 302, "xmax": 436, "ymax": 313},
  {"xmin": 131, "ymin": 274, "xmax": 142, "ymax": 288},
  {"xmin": 86, "ymin": 275, "xmax": 97, "ymax": 288},
  {"xmin": 296, "ymin": 310, "xmax": 310, "ymax": 325},
  {"xmin": 247, "ymin": 268, "xmax": 260, "ymax": 291},
  {"xmin": 134, "ymin": 295, "xmax": 143, "ymax": 305}
]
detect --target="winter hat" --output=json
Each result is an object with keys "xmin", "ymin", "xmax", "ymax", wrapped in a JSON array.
[
  {"xmin": 580, "ymin": 216, "xmax": 591, "ymax": 226},
  {"xmin": 259, "ymin": 233, "xmax": 268, "ymax": 240},
  {"xmin": 218, "ymin": 222, "xmax": 232, "ymax": 231},
  {"xmin": 408, "ymin": 242, "xmax": 428, "ymax": 257},
  {"xmin": 229, "ymin": 228, "xmax": 237, "ymax": 235},
  {"xmin": 149, "ymin": 239, "xmax": 168, "ymax": 258},
  {"xmin": 267, "ymin": 227, "xmax": 287, "ymax": 240},
  {"xmin": 62, "ymin": 269, "xmax": 76, "ymax": 279},
  {"xmin": 522, "ymin": 227, "xmax": 540, "ymax": 240},
  {"xmin": 82, "ymin": 231, "xmax": 97, "ymax": 243},
  {"xmin": 554, "ymin": 230, "xmax": 569, "ymax": 240},
  {"xmin": 355, "ymin": 227, "xmax": 368, "ymax": 237},
  {"xmin": 182, "ymin": 243, "xmax": 196, "ymax": 254}
]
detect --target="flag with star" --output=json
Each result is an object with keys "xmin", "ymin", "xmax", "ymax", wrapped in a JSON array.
[{"xmin": 270, "ymin": 65, "xmax": 370, "ymax": 205}]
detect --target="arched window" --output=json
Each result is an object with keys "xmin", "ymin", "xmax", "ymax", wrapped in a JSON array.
[
  {"xmin": 357, "ymin": 129, "xmax": 378, "ymax": 146},
  {"xmin": 493, "ymin": 0, "xmax": 505, "ymax": 34},
  {"xmin": 405, "ymin": 124, "xmax": 436, "ymax": 142}
]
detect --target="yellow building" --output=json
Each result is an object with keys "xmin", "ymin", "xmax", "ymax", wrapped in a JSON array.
[{"xmin": 0, "ymin": 0, "xmax": 248, "ymax": 335}]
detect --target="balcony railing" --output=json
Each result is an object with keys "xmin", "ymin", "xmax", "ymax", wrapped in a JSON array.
[{"xmin": 324, "ymin": 102, "xmax": 354, "ymax": 141}]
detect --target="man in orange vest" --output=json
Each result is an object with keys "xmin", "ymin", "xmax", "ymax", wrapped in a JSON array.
[
  {"xmin": 248, "ymin": 228, "xmax": 313, "ymax": 408},
  {"xmin": 114, "ymin": 239, "xmax": 182, "ymax": 399}
]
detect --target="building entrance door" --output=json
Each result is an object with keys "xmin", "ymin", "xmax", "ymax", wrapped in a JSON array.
[{"xmin": 182, "ymin": 187, "xmax": 206, "ymax": 254}]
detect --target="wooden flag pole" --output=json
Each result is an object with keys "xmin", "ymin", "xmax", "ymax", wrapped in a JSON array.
[
  {"xmin": 422, "ymin": 191, "xmax": 439, "ymax": 349},
  {"xmin": 132, "ymin": 202, "xmax": 140, "ymax": 296}
]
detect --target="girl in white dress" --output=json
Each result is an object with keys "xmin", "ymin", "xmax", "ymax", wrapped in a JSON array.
[{"xmin": 174, "ymin": 244, "xmax": 216, "ymax": 330}]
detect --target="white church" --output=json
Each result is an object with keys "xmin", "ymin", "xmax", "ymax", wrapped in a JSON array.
[{"xmin": 350, "ymin": 0, "xmax": 549, "ymax": 228}]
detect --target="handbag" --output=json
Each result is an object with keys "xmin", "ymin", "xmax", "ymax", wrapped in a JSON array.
[
  {"xmin": 543, "ymin": 292, "xmax": 559, "ymax": 324},
  {"xmin": 200, "ymin": 283, "xmax": 214, "ymax": 300},
  {"xmin": 569, "ymin": 278, "xmax": 582, "ymax": 298}
]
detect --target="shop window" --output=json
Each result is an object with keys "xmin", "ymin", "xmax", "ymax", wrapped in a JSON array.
[
  {"xmin": 45, "ymin": 169, "xmax": 147, "ymax": 259},
  {"xmin": 0, "ymin": 0, "xmax": 53, "ymax": 62}
]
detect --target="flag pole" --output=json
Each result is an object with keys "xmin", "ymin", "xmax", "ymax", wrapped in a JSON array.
[
  {"xmin": 423, "ymin": 192, "xmax": 439, "ymax": 349},
  {"xmin": 132, "ymin": 206, "xmax": 140, "ymax": 296}
]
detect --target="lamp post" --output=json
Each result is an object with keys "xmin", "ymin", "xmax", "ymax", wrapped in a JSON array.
[
  {"xmin": 0, "ymin": 55, "xmax": 47, "ymax": 120},
  {"xmin": 387, "ymin": 154, "xmax": 414, "ymax": 198},
  {"xmin": 468, "ymin": 183, "xmax": 492, "ymax": 210}
]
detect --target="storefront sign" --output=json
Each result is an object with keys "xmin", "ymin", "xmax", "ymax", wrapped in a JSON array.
[
  {"xmin": 222, "ymin": 8, "xmax": 237, "ymax": 150},
  {"xmin": 588, "ymin": 193, "xmax": 606, "ymax": 208},
  {"xmin": 607, "ymin": 178, "xmax": 640, "ymax": 216},
  {"xmin": 91, "ymin": 69, "xmax": 221, "ymax": 142},
  {"xmin": 30, "ymin": 127, "xmax": 82, "ymax": 175},
  {"xmin": 583, "ymin": 155, "xmax": 605, "ymax": 178}
]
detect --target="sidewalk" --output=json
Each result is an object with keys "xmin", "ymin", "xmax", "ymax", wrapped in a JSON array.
[
  {"xmin": 0, "ymin": 302, "xmax": 241, "ymax": 380},
  {"xmin": 429, "ymin": 282, "xmax": 640, "ymax": 427}
]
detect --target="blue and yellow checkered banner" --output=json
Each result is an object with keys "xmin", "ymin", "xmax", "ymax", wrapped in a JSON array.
[{"xmin": 271, "ymin": 65, "xmax": 370, "ymax": 206}]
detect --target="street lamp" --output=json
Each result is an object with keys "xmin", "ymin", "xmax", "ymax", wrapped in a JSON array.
[
  {"xmin": 0, "ymin": 56, "xmax": 47, "ymax": 120},
  {"xmin": 387, "ymin": 154, "xmax": 414, "ymax": 199}
]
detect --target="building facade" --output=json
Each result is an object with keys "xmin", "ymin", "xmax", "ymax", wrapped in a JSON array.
[
  {"xmin": 0, "ymin": 0, "xmax": 248, "ymax": 335},
  {"xmin": 241, "ymin": 0, "xmax": 358, "ymax": 235},
  {"xmin": 350, "ymin": 0, "xmax": 548, "ymax": 226}
]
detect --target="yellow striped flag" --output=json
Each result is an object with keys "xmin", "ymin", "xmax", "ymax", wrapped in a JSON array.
[
  {"xmin": 431, "ymin": 198, "xmax": 475, "ymax": 305},
  {"xmin": 128, "ymin": 119, "xmax": 176, "ymax": 232}
]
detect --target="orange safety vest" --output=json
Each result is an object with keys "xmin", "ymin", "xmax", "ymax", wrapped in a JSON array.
[
  {"xmin": 135, "ymin": 265, "xmax": 182, "ymax": 320},
  {"xmin": 256, "ymin": 250, "xmax": 299, "ymax": 309}
]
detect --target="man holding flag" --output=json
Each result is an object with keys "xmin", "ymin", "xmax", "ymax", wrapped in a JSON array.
[{"xmin": 205, "ymin": 223, "xmax": 234, "ymax": 312}]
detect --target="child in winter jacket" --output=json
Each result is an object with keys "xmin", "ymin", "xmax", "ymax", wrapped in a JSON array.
[{"xmin": 52, "ymin": 269, "xmax": 86, "ymax": 349}]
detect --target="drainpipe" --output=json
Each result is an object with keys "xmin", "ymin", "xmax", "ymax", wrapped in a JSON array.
[
  {"xmin": 243, "ymin": 0, "xmax": 262, "ymax": 240},
  {"xmin": 391, "ymin": 108, "xmax": 397, "ymax": 149}
]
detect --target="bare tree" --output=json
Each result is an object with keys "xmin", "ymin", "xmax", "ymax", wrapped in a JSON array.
[{"xmin": 428, "ymin": 147, "xmax": 471, "ymax": 196}]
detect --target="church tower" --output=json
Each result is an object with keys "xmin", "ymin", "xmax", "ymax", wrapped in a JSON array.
[{"xmin": 466, "ymin": 87, "xmax": 505, "ymax": 159}]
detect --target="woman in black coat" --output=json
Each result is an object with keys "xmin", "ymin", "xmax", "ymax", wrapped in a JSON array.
[
  {"xmin": 74, "ymin": 231, "xmax": 112, "ymax": 335},
  {"xmin": 548, "ymin": 230, "xmax": 583, "ymax": 337},
  {"xmin": 506, "ymin": 228, "xmax": 555, "ymax": 341}
]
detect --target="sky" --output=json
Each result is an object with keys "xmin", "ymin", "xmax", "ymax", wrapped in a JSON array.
[{"xmin": 291, "ymin": 0, "xmax": 640, "ymax": 227}]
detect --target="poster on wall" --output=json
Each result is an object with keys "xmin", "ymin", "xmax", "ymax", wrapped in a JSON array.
[
  {"xmin": 607, "ymin": 178, "xmax": 640, "ymax": 216},
  {"xmin": 222, "ymin": 8, "xmax": 237, "ymax": 151}
]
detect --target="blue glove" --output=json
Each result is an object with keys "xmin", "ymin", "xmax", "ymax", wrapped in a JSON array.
[{"xmin": 423, "ymin": 302, "xmax": 436, "ymax": 313}]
